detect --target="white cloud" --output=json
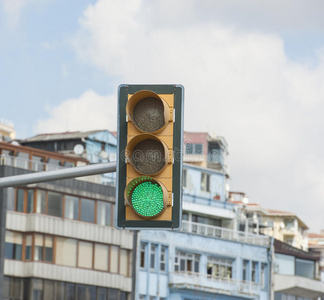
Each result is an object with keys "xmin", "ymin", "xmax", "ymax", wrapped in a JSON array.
[
  {"xmin": 39, "ymin": 0, "xmax": 324, "ymax": 231},
  {"xmin": 34, "ymin": 90, "xmax": 117, "ymax": 134}
]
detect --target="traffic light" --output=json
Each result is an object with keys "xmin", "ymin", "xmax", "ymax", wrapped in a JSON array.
[{"xmin": 115, "ymin": 85, "xmax": 184, "ymax": 230}]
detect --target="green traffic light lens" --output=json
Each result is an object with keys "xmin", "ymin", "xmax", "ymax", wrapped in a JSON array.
[{"xmin": 131, "ymin": 181, "xmax": 164, "ymax": 217}]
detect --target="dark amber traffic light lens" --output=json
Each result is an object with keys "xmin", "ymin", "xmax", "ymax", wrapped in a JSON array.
[{"xmin": 126, "ymin": 90, "xmax": 170, "ymax": 134}]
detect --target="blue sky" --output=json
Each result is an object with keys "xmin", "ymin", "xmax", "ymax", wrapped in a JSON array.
[{"xmin": 1, "ymin": 0, "xmax": 324, "ymax": 232}]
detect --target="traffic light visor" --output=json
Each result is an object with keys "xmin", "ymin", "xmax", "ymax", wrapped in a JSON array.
[{"xmin": 126, "ymin": 90, "xmax": 170, "ymax": 134}]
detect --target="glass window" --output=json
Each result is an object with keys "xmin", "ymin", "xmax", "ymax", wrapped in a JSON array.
[
  {"xmin": 34, "ymin": 234, "xmax": 44, "ymax": 261},
  {"xmin": 120, "ymin": 249, "xmax": 128, "ymax": 276},
  {"xmin": 5, "ymin": 231, "xmax": 22, "ymax": 260},
  {"xmin": 36, "ymin": 190, "xmax": 46, "ymax": 214},
  {"xmin": 16, "ymin": 151, "xmax": 29, "ymax": 169},
  {"xmin": 45, "ymin": 236, "xmax": 54, "ymax": 262},
  {"xmin": 65, "ymin": 283, "xmax": 75, "ymax": 300},
  {"xmin": 201, "ymin": 173, "xmax": 210, "ymax": 192},
  {"xmin": 108, "ymin": 289, "xmax": 119, "ymax": 300},
  {"xmin": 150, "ymin": 244, "xmax": 157, "ymax": 270},
  {"xmin": 81, "ymin": 198, "xmax": 95, "ymax": 223},
  {"xmin": 44, "ymin": 280, "xmax": 54, "ymax": 300},
  {"xmin": 56, "ymin": 282, "xmax": 65, "ymax": 300},
  {"xmin": 47, "ymin": 192, "xmax": 63, "ymax": 217},
  {"xmin": 65, "ymin": 195, "xmax": 79, "ymax": 220},
  {"xmin": 97, "ymin": 201, "xmax": 112, "ymax": 226},
  {"xmin": 110, "ymin": 246, "xmax": 119, "ymax": 273},
  {"xmin": 56, "ymin": 238, "xmax": 77, "ymax": 267},
  {"xmin": 94, "ymin": 243, "xmax": 109, "ymax": 271},
  {"xmin": 261, "ymin": 263, "xmax": 267, "ymax": 288},
  {"xmin": 183, "ymin": 169, "xmax": 187, "ymax": 187},
  {"xmin": 207, "ymin": 257, "xmax": 233, "ymax": 279},
  {"xmin": 120, "ymin": 292, "xmax": 127, "ymax": 300},
  {"xmin": 160, "ymin": 246, "xmax": 167, "ymax": 271},
  {"xmin": 243, "ymin": 260, "xmax": 248, "ymax": 281},
  {"xmin": 78, "ymin": 241, "xmax": 93, "ymax": 269},
  {"xmin": 31, "ymin": 278, "xmax": 43, "ymax": 300},
  {"xmin": 175, "ymin": 251, "xmax": 199, "ymax": 273},
  {"xmin": 3, "ymin": 276, "xmax": 10, "ymax": 298},
  {"xmin": 17, "ymin": 189, "xmax": 25, "ymax": 212},
  {"xmin": 252, "ymin": 261, "xmax": 258, "ymax": 282},
  {"xmin": 11, "ymin": 277, "xmax": 22, "ymax": 299},
  {"xmin": 25, "ymin": 235, "xmax": 32, "ymax": 260},
  {"xmin": 97, "ymin": 288, "xmax": 107, "ymax": 300},
  {"xmin": 27, "ymin": 190, "xmax": 34, "ymax": 213},
  {"xmin": 6, "ymin": 187, "xmax": 15, "ymax": 211},
  {"xmin": 140, "ymin": 242, "xmax": 147, "ymax": 268},
  {"xmin": 296, "ymin": 258, "xmax": 315, "ymax": 279}
]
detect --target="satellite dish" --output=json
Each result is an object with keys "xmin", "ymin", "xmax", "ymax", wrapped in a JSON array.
[
  {"xmin": 99, "ymin": 150, "xmax": 109, "ymax": 160},
  {"xmin": 73, "ymin": 144, "xmax": 84, "ymax": 155},
  {"xmin": 11, "ymin": 141, "xmax": 20, "ymax": 146}
]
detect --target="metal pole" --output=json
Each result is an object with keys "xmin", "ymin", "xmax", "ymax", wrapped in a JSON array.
[{"xmin": 0, "ymin": 162, "xmax": 117, "ymax": 188}]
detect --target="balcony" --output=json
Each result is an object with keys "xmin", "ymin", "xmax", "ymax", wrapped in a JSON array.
[
  {"xmin": 169, "ymin": 271, "xmax": 260, "ymax": 297},
  {"xmin": 0, "ymin": 154, "xmax": 65, "ymax": 172},
  {"xmin": 181, "ymin": 221, "xmax": 270, "ymax": 247}
]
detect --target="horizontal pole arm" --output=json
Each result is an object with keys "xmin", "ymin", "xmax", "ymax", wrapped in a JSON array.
[{"xmin": 0, "ymin": 162, "xmax": 117, "ymax": 188}]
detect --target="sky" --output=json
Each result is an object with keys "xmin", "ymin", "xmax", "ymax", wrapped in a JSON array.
[{"xmin": 1, "ymin": 0, "xmax": 324, "ymax": 233}]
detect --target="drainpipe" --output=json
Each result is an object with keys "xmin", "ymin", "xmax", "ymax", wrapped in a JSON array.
[
  {"xmin": 268, "ymin": 237, "xmax": 274, "ymax": 300},
  {"xmin": 131, "ymin": 230, "xmax": 138, "ymax": 300}
]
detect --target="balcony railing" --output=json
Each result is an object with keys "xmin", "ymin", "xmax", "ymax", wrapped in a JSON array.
[
  {"xmin": 0, "ymin": 155, "xmax": 65, "ymax": 171},
  {"xmin": 169, "ymin": 271, "xmax": 260, "ymax": 297},
  {"xmin": 183, "ymin": 193, "xmax": 235, "ymax": 210},
  {"xmin": 181, "ymin": 221, "xmax": 270, "ymax": 247}
]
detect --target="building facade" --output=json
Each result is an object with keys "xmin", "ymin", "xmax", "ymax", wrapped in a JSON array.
[
  {"xmin": 136, "ymin": 163, "xmax": 272, "ymax": 300},
  {"xmin": 0, "ymin": 142, "xmax": 133, "ymax": 300}
]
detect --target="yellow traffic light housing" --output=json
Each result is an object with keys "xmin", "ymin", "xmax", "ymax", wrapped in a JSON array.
[{"xmin": 116, "ymin": 85, "xmax": 184, "ymax": 230}]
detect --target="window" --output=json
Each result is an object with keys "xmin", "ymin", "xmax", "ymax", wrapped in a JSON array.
[
  {"xmin": 175, "ymin": 251, "xmax": 199, "ymax": 273},
  {"xmin": 5, "ymin": 231, "xmax": 22, "ymax": 260},
  {"xmin": 251, "ymin": 261, "xmax": 258, "ymax": 282},
  {"xmin": 65, "ymin": 195, "xmax": 79, "ymax": 220},
  {"xmin": 261, "ymin": 263, "xmax": 267, "ymax": 288},
  {"xmin": 25, "ymin": 235, "xmax": 32, "ymax": 260},
  {"xmin": 243, "ymin": 260, "xmax": 248, "ymax": 281},
  {"xmin": 78, "ymin": 241, "xmax": 93, "ymax": 269},
  {"xmin": 27, "ymin": 190, "xmax": 34, "ymax": 213},
  {"xmin": 98, "ymin": 288, "xmax": 107, "ymax": 300},
  {"xmin": 65, "ymin": 283, "xmax": 75, "ymax": 300},
  {"xmin": 183, "ymin": 169, "xmax": 187, "ymax": 187},
  {"xmin": 34, "ymin": 234, "xmax": 44, "ymax": 261},
  {"xmin": 97, "ymin": 201, "xmax": 112, "ymax": 226},
  {"xmin": 150, "ymin": 244, "xmax": 157, "ymax": 270},
  {"xmin": 81, "ymin": 198, "xmax": 95, "ymax": 223},
  {"xmin": 120, "ymin": 249, "xmax": 129, "ymax": 276},
  {"xmin": 160, "ymin": 246, "xmax": 167, "ymax": 271},
  {"xmin": 17, "ymin": 189, "xmax": 24, "ymax": 212},
  {"xmin": 44, "ymin": 280, "xmax": 54, "ymax": 300},
  {"xmin": 185, "ymin": 143, "xmax": 203, "ymax": 155},
  {"xmin": 6, "ymin": 187, "xmax": 15, "ymax": 211},
  {"xmin": 94, "ymin": 244, "xmax": 109, "ymax": 271},
  {"xmin": 55, "ymin": 238, "xmax": 77, "ymax": 267},
  {"xmin": 140, "ymin": 242, "xmax": 147, "ymax": 268},
  {"xmin": 45, "ymin": 236, "xmax": 54, "ymax": 262},
  {"xmin": 36, "ymin": 190, "xmax": 46, "ymax": 214},
  {"xmin": 47, "ymin": 192, "xmax": 63, "ymax": 217},
  {"xmin": 110, "ymin": 246, "xmax": 119, "ymax": 273},
  {"xmin": 201, "ymin": 173, "xmax": 210, "ymax": 192},
  {"xmin": 207, "ymin": 257, "xmax": 233, "ymax": 278}
]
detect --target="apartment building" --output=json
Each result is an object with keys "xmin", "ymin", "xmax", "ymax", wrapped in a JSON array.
[
  {"xmin": 0, "ymin": 142, "xmax": 133, "ymax": 300},
  {"xmin": 136, "ymin": 162, "xmax": 272, "ymax": 300},
  {"xmin": 230, "ymin": 197, "xmax": 308, "ymax": 251},
  {"xmin": 0, "ymin": 119, "xmax": 15, "ymax": 142}
]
